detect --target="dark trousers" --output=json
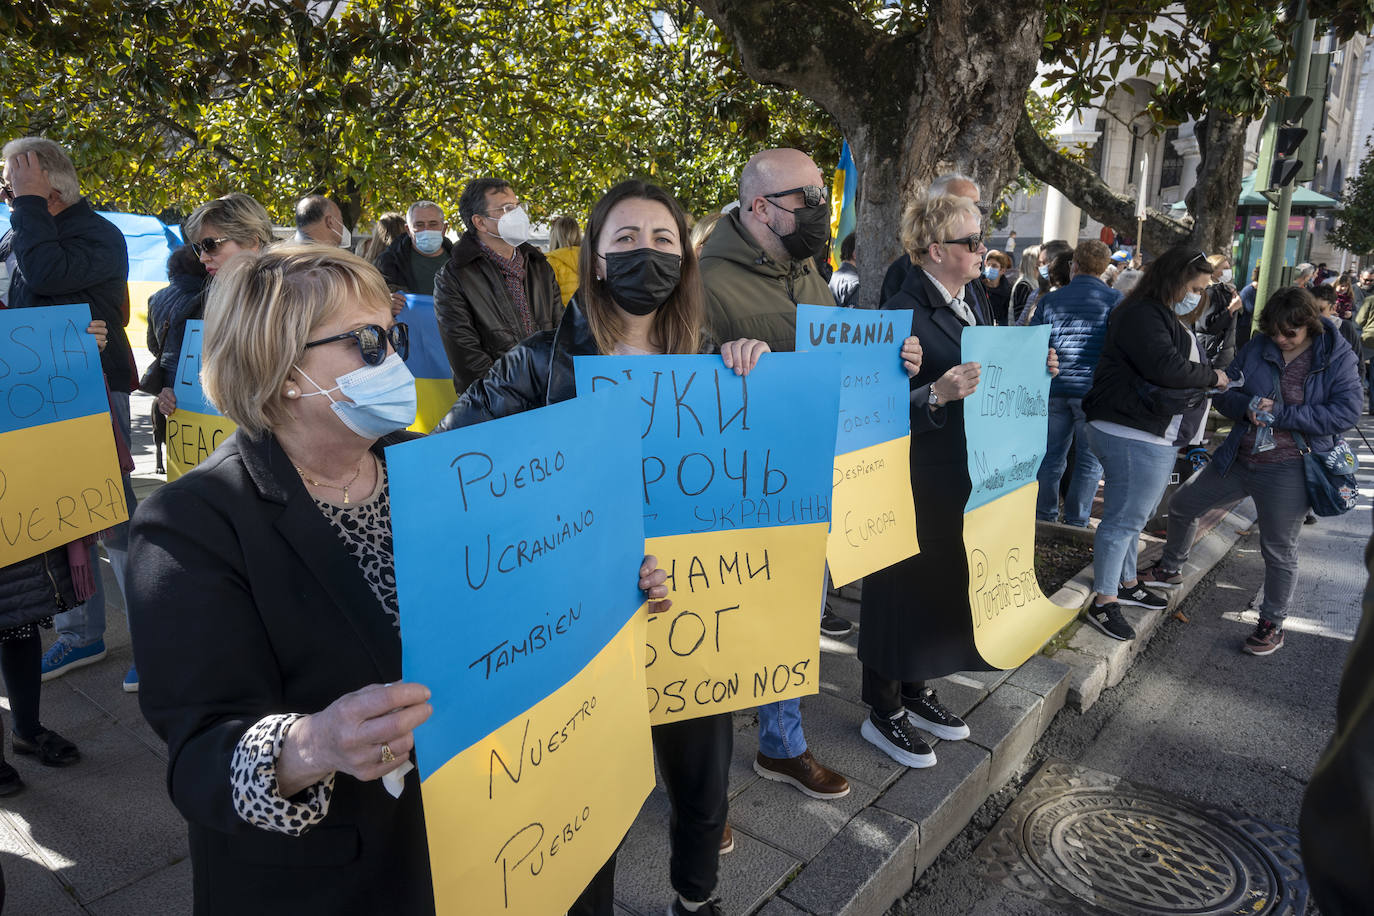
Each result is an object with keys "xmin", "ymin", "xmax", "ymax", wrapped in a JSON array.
[
  {"xmin": 860, "ymin": 667, "xmax": 926, "ymax": 718},
  {"xmin": 570, "ymin": 711, "xmax": 733, "ymax": 913},
  {"xmin": 0, "ymin": 631, "xmax": 43, "ymax": 743}
]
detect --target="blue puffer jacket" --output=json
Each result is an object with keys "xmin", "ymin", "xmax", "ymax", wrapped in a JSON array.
[
  {"xmin": 1031, "ymin": 274, "xmax": 1123, "ymax": 398},
  {"xmin": 1211, "ymin": 317, "xmax": 1363, "ymax": 475}
]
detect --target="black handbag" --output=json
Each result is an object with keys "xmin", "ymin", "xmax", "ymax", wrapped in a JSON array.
[{"xmin": 1293, "ymin": 431, "xmax": 1359, "ymax": 516}]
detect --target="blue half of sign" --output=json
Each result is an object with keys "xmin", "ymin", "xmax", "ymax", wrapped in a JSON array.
[
  {"xmin": 960, "ymin": 325, "xmax": 1053, "ymax": 513},
  {"xmin": 795, "ymin": 303, "xmax": 913, "ymax": 454},
  {"xmin": 388, "ymin": 386, "xmax": 646, "ymax": 778},
  {"xmin": 0, "ymin": 303, "xmax": 110, "ymax": 434},
  {"xmin": 170, "ymin": 319, "xmax": 221, "ymax": 418},
  {"xmin": 572, "ymin": 352, "xmax": 842, "ymax": 538}
]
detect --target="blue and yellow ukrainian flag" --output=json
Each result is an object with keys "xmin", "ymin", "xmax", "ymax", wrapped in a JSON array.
[
  {"xmin": 396, "ymin": 295, "xmax": 459, "ymax": 433},
  {"xmin": 829, "ymin": 140, "xmax": 857, "ymax": 269}
]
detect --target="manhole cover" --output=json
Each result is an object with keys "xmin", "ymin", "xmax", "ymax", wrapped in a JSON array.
[{"xmin": 975, "ymin": 760, "xmax": 1307, "ymax": 915}]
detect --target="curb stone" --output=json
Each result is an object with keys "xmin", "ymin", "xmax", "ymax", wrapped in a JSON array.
[{"xmin": 1050, "ymin": 500, "xmax": 1258, "ymax": 712}]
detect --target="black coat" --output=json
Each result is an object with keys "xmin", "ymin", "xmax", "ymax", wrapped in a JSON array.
[
  {"xmin": 1196, "ymin": 281, "xmax": 1237, "ymax": 369},
  {"xmin": 127, "ymin": 429, "xmax": 433, "ymax": 916},
  {"xmin": 432, "ymin": 230, "xmax": 562, "ymax": 396},
  {"xmin": 375, "ymin": 233, "xmax": 453, "ymax": 295},
  {"xmin": 882, "ymin": 253, "xmax": 995, "ymax": 325},
  {"xmin": 859, "ymin": 267, "xmax": 990, "ymax": 681},
  {"xmin": 0, "ymin": 548, "xmax": 76, "ymax": 633},
  {"xmin": 1082, "ymin": 295, "xmax": 1219, "ymax": 437},
  {"xmin": 0, "ymin": 195, "xmax": 135, "ymax": 391}
]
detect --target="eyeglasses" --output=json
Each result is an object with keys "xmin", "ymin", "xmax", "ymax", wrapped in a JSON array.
[
  {"xmin": 1189, "ymin": 252, "xmax": 1211, "ymax": 272},
  {"xmin": 763, "ymin": 185, "xmax": 827, "ymax": 209},
  {"xmin": 941, "ymin": 233, "xmax": 984, "ymax": 253},
  {"xmin": 481, "ymin": 203, "xmax": 521, "ymax": 218},
  {"xmin": 0, "ymin": 179, "xmax": 12, "ymax": 201},
  {"xmin": 190, "ymin": 237, "xmax": 232, "ymax": 258},
  {"xmin": 304, "ymin": 323, "xmax": 409, "ymax": 365}
]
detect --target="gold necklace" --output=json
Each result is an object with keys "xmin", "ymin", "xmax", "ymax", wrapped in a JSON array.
[{"xmin": 295, "ymin": 456, "xmax": 367, "ymax": 505}]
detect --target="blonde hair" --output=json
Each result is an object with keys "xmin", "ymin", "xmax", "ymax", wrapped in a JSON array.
[
  {"xmin": 2, "ymin": 137, "xmax": 80, "ymax": 204},
  {"xmin": 690, "ymin": 212, "xmax": 724, "ymax": 253},
  {"xmin": 900, "ymin": 193, "xmax": 981, "ymax": 265},
  {"xmin": 201, "ymin": 244, "xmax": 392, "ymax": 436},
  {"xmin": 548, "ymin": 216, "xmax": 582, "ymax": 251},
  {"xmin": 185, "ymin": 193, "xmax": 274, "ymax": 249}
]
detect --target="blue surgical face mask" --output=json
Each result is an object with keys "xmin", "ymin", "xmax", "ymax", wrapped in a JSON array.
[
  {"xmin": 1038, "ymin": 265, "xmax": 1049, "ymax": 280},
  {"xmin": 984, "ymin": 266, "xmax": 1000, "ymax": 282},
  {"xmin": 414, "ymin": 229, "xmax": 445, "ymax": 255},
  {"xmin": 1174, "ymin": 291, "xmax": 1202, "ymax": 316},
  {"xmin": 295, "ymin": 352, "xmax": 417, "ymax": 438}
]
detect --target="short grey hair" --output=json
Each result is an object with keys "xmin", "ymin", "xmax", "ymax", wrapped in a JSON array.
[
  {"xmin": 406, "ymin": 200, "xmax": 444, "ymax": 225},
  {"xmin": 1295, "ymin": 262, "xmax": 1315, "ymax": 279},
  {"xmin": 2, "ymin": 137, "xmax": 81, "ymax": 204},
  {"xmin": 929, "ymin": 173, "xmax": 978, "ymax": 199}
]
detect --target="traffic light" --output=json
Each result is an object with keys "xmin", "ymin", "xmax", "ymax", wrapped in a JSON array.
[{"xmin": 1267, "ymin": 95, "xmax": 1313, "ymax": 190}]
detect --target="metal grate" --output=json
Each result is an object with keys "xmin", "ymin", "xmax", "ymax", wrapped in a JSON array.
[{"xmin": 975, "ymin": 760, "xmax": 1308, "ymax": 916}]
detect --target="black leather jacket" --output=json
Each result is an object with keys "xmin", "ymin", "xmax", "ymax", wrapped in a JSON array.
[{"xmin": 434, "ymin": 299, "xmax": 717, "ymax": 432}]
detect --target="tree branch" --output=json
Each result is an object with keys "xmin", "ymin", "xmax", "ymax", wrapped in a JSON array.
[{"xmin": 1013, "ymin": 106, "xmax": 1189, "ymax": 251}]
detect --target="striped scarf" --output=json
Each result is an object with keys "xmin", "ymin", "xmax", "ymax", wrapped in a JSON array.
[{"xmin": 478, "ymin": 240, "xmax": 533, "ymax": 336}]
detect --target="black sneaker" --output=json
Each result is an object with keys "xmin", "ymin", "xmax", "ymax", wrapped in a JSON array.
[
  {"xmin": 820, "ymin": 610, "xmax": 854, "ymax": 638},
  {"xmin": 1082, "ymin": 601, "xmax": 1136, "ymax": 640},
  {"xmin": 1117, "ymin": 583, "xmax": 1167, "ymax": 610},
  {"xmin": 1140, "ymin": 563, "xmax": 1182, "ymax": 589},
  {"xmin": 860, "ymin": 709, "xmax": 936, "ymax": 768},
  {"xmin": 1243, "ymin": 619, "xmax": 1285, "ymax": 656},
  {"xmin": 667, "ymin": 897, "xmax": 725, "ymax": 916},
  {"xmin": 903, "ymin": 687, "xmax": 970, "ymax": 740}
]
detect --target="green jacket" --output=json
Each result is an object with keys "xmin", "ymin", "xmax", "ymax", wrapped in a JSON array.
[
  {"xmin": 1355, "ymin": 295, "xmax": 1374, "ymax": 349},
  {"xmin": 699, "ymin": 210, "xmax": 836, "ymax": 354}
]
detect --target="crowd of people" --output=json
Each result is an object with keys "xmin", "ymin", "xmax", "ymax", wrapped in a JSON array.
[{"xmin": 0, "ymin": 133, "xmax": 1368, "ymax": 916}]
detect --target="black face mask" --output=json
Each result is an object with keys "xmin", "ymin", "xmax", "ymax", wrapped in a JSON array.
[
  {"xmin": 602, "ymin": 248, "xmax": 682, "ymax": 316},
  {"xmin": 770, "ymin": 201, "xmax": 832, "ymax": 262}
]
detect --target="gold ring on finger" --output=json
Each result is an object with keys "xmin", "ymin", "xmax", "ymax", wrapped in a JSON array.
[{"xmin": 380, "ymin": 743, "xmax": 396, "ymax": 764}]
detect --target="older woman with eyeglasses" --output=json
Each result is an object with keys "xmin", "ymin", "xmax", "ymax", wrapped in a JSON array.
[
  {"xmin": 1141, "ymin": 287, "xmax": 1362, "ymax": 656},
  {"xmin": 156, "ymin": 193, "xmax": 275, "ymax": 417},
  {"xmin": 1079, "ymin": 245, "xmax": 1230, "ymax": 642},
  {"xmin": 128, "ymin": 245, "xmax": 673, "ymax": 914},
  {"xmin": 858, "ymin": 191, "xmax": 1056, "ymax": 772}
]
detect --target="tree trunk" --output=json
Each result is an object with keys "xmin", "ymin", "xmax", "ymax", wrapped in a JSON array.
[
  {"xmin": 1013, "ymin": 109, "xmax": 1192, "ymax": 254},
  {"xmin": 1185, "ymin": 108, "xmax": 1248, "ymax": 255},
  {"xmin": 694, "ymin": 0, "xmax": 1047, "ymax": 307}
]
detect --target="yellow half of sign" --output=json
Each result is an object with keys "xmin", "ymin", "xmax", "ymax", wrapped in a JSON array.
[
  {"xmin": 965, "ymin": 483, "xmax": 1077, "ymax": 669},
  {"xmin": 421, "ymin": 612, "xmax": 654, "ymax": 916},
  {"xmin": 165, "ymin": 409, "xmax": 237, "ymax": 481},
  {"xmin": 827, "ymin": 434, "xmax": 918, "ymax": 587},
  {"xmin": 643, "ymin": 522, "xmax": 828, "ymax": 726},
  {"xmin": 411, "ymin": 376, "xmax": 459, "ymax": 434},
  {"xmin": 0, "ymin": 412, "xmax": 129, "ymax": 566}
]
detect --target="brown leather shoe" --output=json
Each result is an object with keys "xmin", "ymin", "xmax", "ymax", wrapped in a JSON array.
[
  {"xmin": 719, "ymin": 821, "xmax": 735, "ymax": 855},
  {"xmin": 753, "ymin": 750, "xmax": 850, "ymax": 799}
]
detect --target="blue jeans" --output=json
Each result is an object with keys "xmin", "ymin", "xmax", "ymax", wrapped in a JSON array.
[
  {"xmin": 1036, "ymin": 397, "xmax": 1102, "ymax": 526},
  {"xmin": 56, "ymin": 391, "xmax": 137, "ymax": 647},
  {"xmin": 1161, "ymin": 459, "xmax": 1308, "ymax": 624},
  {"xmin": 1087, "ymin": 425, "xmax": 1178, "ymax": 597}
]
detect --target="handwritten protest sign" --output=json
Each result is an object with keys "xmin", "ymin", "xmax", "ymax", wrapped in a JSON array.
[
  {"xmin": 960, "ymin": 326, "xmax": 1075, "ymax": 668},
  {"xmin": 796, "ymin": 304, "xmax": 918, "ymax": 585},
  {"xmin": 0, "ymin": 304, "xmax": 128, "ymax": 566},
  {"xmin": 575, "ymin": 353, "xmax": 839, "ymax": 724},
  {"xmin": 166, "ymin": 320, "xmax": 236, "ymax": 480},
  {"xmin": 396, "ymin": 294, "xmax": 459, "ymax": 433},
  {"xmin": 388, "ymin": 388, "xmax": 652, "ymax": 915}
]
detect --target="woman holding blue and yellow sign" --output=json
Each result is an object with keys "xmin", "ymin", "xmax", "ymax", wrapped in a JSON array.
[
  {"xmin": 438, "ymin": 179, "xmax": 769, "ymax": 916},
  {"xmin": 128, "ymin": 244, "xmax": 677, "ymax": 915}
]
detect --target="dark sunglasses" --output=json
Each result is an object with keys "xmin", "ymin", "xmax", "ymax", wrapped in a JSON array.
[
  {"xmin": 1189, "ymin": 252, "xmax": 1211, "ymax": 272},
  {"xmin": 190, "ymin": 236, "xmax": 232, "ymax": 258},
  {"xmin": 304, "ymin": 323, "xmax": 409, "ymax": 365},
  {"xmin": 0, "ymin": 179, "xmax": 12, "ymax": 201},
  {"xmin": 1271, "ymin": 327, "xmax": 1301, "ymax": 340},
  {"xmin": 941, "ymin": 233, "xmax": 984, "ymax": 253},
  {"xmin": 763, "ymin": 185, "xmax": 827, "ymax": 209}
]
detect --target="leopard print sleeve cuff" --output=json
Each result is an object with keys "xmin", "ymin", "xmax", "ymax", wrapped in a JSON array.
[{"xmin": 230, "ymin": 713, "xmax": 336, "ymax": 836}]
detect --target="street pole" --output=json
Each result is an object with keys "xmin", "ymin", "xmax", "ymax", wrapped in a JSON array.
[{"xmin": 1254, "ymin": 2, "xmax": 1316, "ymax": 321}]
